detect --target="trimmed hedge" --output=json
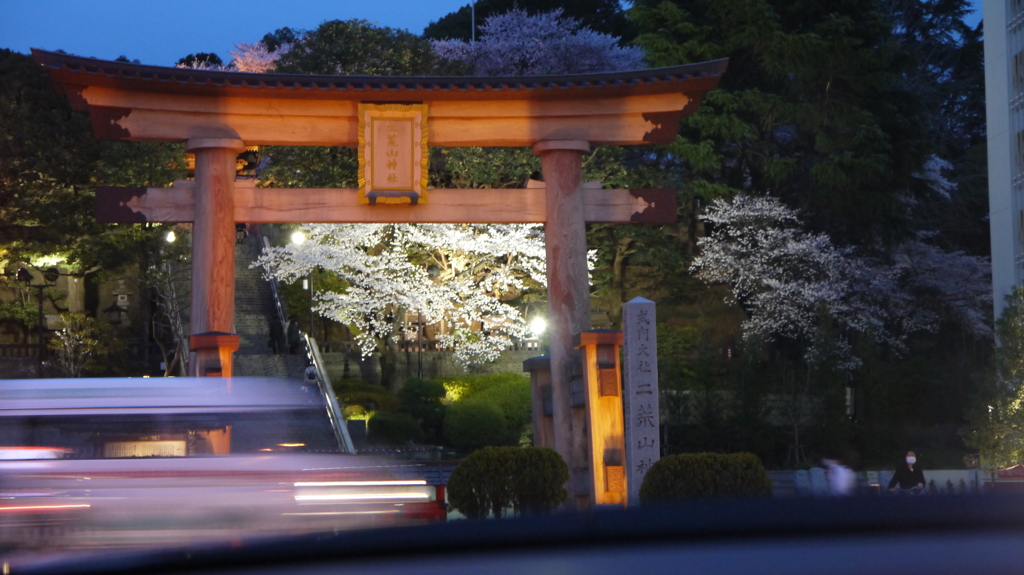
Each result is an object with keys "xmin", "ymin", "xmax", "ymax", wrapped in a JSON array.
[
  {"xmin": 511, "ymin": 446, "xmax": 569, "ymax": 515},
  {"xmin": 367, "ymin": 412, "xmax": 424, "ymax": 445},
  {"xmin": 443, "ymin": 399, "xmax": 508, "ymax": 452},
  {"xmin": 473, "ymin": 380, "xmax": 532, "ymax": 443},
  {"xmin": 447, "ymin": 446, "xmax": 568, "ymax": 519},
  {"xmin": 440, "ymin": 373, "xmax": 530, "ymax": 403},
  {"xmin": 638, "ymin": 452, "xmax": 772, "ymax": 503},
  {"xmin": 439, "ymin": 373, "xmax": 531, "ymax": 450}
]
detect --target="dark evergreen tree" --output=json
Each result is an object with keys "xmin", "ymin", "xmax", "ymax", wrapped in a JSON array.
[
  {"xmin": 267, "ymin": 20, "xmax": 438, "ymax": 76},
  {"xmin": 175, "ymin": 52, "xmax": 223, "ymax": 68}
]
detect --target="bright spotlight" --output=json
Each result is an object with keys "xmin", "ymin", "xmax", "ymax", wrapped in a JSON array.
[
  {"xmin": 291, "ymin": 230, "xmax": 306, "ymax": 245},
  {"xmin": 165, "ymin": 230, "xmax": 176, "ymax": 243},
  {"xmin": 530, "ymin": 317, "xmax": 547, "ymax": 335}
]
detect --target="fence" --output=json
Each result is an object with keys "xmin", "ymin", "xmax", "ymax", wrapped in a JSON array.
[{"xmin": 0, "ymin": 344, "xmax": 48, "ymax": 358}]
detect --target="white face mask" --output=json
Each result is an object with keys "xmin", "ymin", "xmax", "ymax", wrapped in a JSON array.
[{"xmin": 906, "ymin": 456, "xmax": 916, "ymax": 465}]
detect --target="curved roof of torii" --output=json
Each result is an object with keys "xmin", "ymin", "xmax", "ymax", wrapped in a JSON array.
[{"xmin": 32, "ymin": 49, "xmax": 727, "ymax": 147}]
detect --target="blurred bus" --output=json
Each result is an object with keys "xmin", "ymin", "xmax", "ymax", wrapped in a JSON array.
[{"xmin": 0, "ymin": 377, "xmax": 445, "ymax": 553}]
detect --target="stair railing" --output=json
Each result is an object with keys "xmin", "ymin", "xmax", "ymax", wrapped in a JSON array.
[
  {"xmin": 252, "ymin": 224, "xmax": 355, "ymax": 454},
  {"xmin": 305, "ymin": 334, "xmax": 356, "ymax": 454}
]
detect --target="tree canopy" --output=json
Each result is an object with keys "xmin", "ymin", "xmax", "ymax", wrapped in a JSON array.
[
  {"xmin": 423, "ymin": 0, "xmax": 633, "ymax": 43},
  {"xmin": 265, "ymin": 19, "xmax": 439, "ymax": 75}
]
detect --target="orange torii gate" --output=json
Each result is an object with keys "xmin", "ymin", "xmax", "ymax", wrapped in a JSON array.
[{"xmin": 34, "ymin": 49, "xmax": 725, "ymax": 508}]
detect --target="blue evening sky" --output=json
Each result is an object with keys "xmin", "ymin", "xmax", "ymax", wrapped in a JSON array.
[
  {"xmin": 0, "ymin": 0, "xmax": 985, "ymax": 68},
  {"xmin": 0, "ymin": 0, "xmax": 472, "ymax": 66}
]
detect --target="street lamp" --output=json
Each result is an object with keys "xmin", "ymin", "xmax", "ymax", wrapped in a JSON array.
[
  {"xmin": 530, "ymin": 316, "xmax": 547, "ymax": 336},
  {"xmin": 302, "ymin": 274, "xmax": 314, "ymax": 340},
  {"xmin": 290, "ymin": 230, "xmax": 306, "ymax": 245},
  {"xmin": 417, "ymin": 265, "xmax": 442, "ymax": 378},
  {"xmin": 17, "ymin": 267, "xmax": 58, "ymax": 378}
]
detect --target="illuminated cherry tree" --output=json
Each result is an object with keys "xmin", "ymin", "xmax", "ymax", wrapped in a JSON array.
[
  {"xmin": 256, "ymin": 223, "xmax": 548, "ymax": 373},
  {"xmin": 691, "ymin": 194, "xmax": 989, "ymax": 369},
  {"xmin": 176, "ymin": 41, "xmax": 284, "ymax": 73},
  {"xmin": 228, "ymin": 42, "xmax": 284, "ymax": 73}
]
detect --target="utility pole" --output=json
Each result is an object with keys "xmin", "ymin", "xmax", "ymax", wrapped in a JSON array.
[{"xmin": 471, "ymin": 1, "xmax": 476, "ymax": 43}]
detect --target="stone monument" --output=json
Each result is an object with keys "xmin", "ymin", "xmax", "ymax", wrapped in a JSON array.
[{"xmin": 622, "ymin": 297, "xmax": 660, "ymax": 505}]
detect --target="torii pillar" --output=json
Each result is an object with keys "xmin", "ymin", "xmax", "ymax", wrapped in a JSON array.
[
  {"xmin": 535, "ymin": 140, "xmax": 592, "ymax": 509},
  {"xmin": 187, "ymin": 137, "xmax": 245, "ymax": 377}
]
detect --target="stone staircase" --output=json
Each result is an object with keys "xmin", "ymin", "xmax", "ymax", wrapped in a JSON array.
[{"xmin": 232, "ymin": 232, "xmax": 306, "ymax": 379}]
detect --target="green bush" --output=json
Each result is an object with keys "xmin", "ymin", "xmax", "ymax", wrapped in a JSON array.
[
  {"xmin": 638, "ymin": 452, "xmax": 772, "ymax": 503},
  {"xmin": 447, "ymin": 446, "xmax": 517, "ymax": 519},
  {"xmin": 448, "ymin": 446, "xmax": 568, "ymax": 519},
  {"xmin": 439, "ymin": 373, "xmax": 530, "ymax": 403},
  {"xmin": 443, "ymin": 399, "xmax": 508, "ymax": 452},
  {"xmin": 473, "ymin": 380, "xmax": 532, "ymax": 443},
  {"xmin": 367, "ymin": 412, "xmax": 424, "ymax": 445},
  {"xmin": 398, "ymin": 377, "xmax": 447, "ymax": 439},
  {"xmin": 511, "ymin": 446, "xmax": 568, "ymax": 515}
]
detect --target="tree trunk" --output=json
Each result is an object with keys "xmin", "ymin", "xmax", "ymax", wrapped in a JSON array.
[
  {"xmin": 608, "ymin": 235, "xmax": 632, "ymax": 327},
  {"xmin": 66, "ymin": 275, "xmax": 85, "ymax": 313},
  {"xmin": 379, "ymin": 340, "xmax": 398, "ymax": 390}
]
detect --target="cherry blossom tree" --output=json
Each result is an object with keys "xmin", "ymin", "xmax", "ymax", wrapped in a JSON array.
[
  {"xmin": 691, "ymin": 194, "xmax": 989, "ymax": 369},
  {"xmin": 229, "ymin": 42, "xmax": 285, "ymax": 73},
  {"xmin": 256, "ymin": 223, "xmax": 548, "ymax": 386},
  {"xmin": 431, "ymin": 8, "xmax": 645, "ymax": 76},
  {"xmin": 176, "ymin": 42, "xmax": 284, "ymax": 73}
]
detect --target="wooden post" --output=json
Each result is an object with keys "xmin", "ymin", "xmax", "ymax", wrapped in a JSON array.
[
  {"xmin": 523, "ymin": 355, "xmax": 554, "ymax": 450},
  {"xmin": 576, "ymin": 330, "xmax": 626, "ymax": 506},
  {"xmin": 534, "ymin": 140, "xmax": 592, "ymax": 508},
  {"xmin": 187, "ymin": 138, "xmax": 245, "ymax": 377}
]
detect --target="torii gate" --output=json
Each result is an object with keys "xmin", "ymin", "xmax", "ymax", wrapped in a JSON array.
[{"xmin": 34, "ymin": 49, "xmax": 725, "ymax": 508}]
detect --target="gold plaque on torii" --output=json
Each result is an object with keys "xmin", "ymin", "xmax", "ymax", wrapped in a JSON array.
[{"xmin": 357, "ymin": 103, "xmax": 428, "ymax": 205}]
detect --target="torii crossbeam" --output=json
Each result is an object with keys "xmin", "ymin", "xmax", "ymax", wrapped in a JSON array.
[{"xmin": 35, "ymin": 49, "xmax": 726, "ymax": 509}]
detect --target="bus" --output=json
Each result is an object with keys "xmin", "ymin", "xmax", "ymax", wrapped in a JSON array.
[{"xmin": 0, "ymin": 377, "xmax": 445, "ymax": 552}]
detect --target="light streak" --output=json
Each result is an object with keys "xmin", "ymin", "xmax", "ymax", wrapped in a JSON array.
[
  {"xmin": 294, "ymin": 480, "xmax": 426, "ymax": 487},
  {"xmin": 0, "ymin": 504, "xmax": 91, "ymax": 513},
  {"xmin": 294, "ymin": 492, "xmax": 430, "ymax": 502}
]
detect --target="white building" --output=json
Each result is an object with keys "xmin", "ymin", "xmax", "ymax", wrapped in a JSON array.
[{"xmin": 986, "ymin": 0, "xmax": 1024, "ymax": 318}]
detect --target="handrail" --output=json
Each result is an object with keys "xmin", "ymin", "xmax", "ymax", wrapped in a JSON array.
[
  {"xmin": 306, "ymin": 334, "xmax": 356, "ymax": 454},
  {"xmin": 251, "ymin": 224, "xmax": 355, "ymax": 455}
]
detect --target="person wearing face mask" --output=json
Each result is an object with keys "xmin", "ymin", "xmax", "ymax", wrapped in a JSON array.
[{"xmin": 888, "ymin": 450, "xmax": 926, "ymax": 494}]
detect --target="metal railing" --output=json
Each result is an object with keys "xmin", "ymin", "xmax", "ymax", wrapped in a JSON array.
[
  {"xmin": 305, "ymin": 334, "xmax": 356, "ymax": 454},
  {"xmin": 252, "ymin": 224, "xmax": 355, "ymax": 455}
]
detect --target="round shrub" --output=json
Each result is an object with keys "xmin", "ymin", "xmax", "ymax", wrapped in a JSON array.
[
  {"xmin": 448, "ymin": 446, "xmax": 568, "ymax": 519},
  {"xmin": 443, "ymin": 399, "xmax": 507, "ymax": 452},
  {"xmin": 638, "ymin": 452, "xmax": 773, "ymax": 503},
  {"xmin": 447, "ymin": 446, "xmax": 517, "ymax": 519},
  {"xmin": 473, "ymin": 380, "xmax": 532, "ymax": 444},
  {"xmin": 510, "ymin": 446, "xmax": 568, "ymax": 515},
  {"xmin": 367, "ymin": 412, "xmax": 424, "ymax": 445}
]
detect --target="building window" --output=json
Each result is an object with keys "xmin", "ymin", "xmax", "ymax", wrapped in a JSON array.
[
  {"xmin": 1015, "ymin": 51, "xmax": 1024, "ymax": 92},
  {"xmin": 1017, "ymin": 131, "xmax": 1024, "ymax": 173}
]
